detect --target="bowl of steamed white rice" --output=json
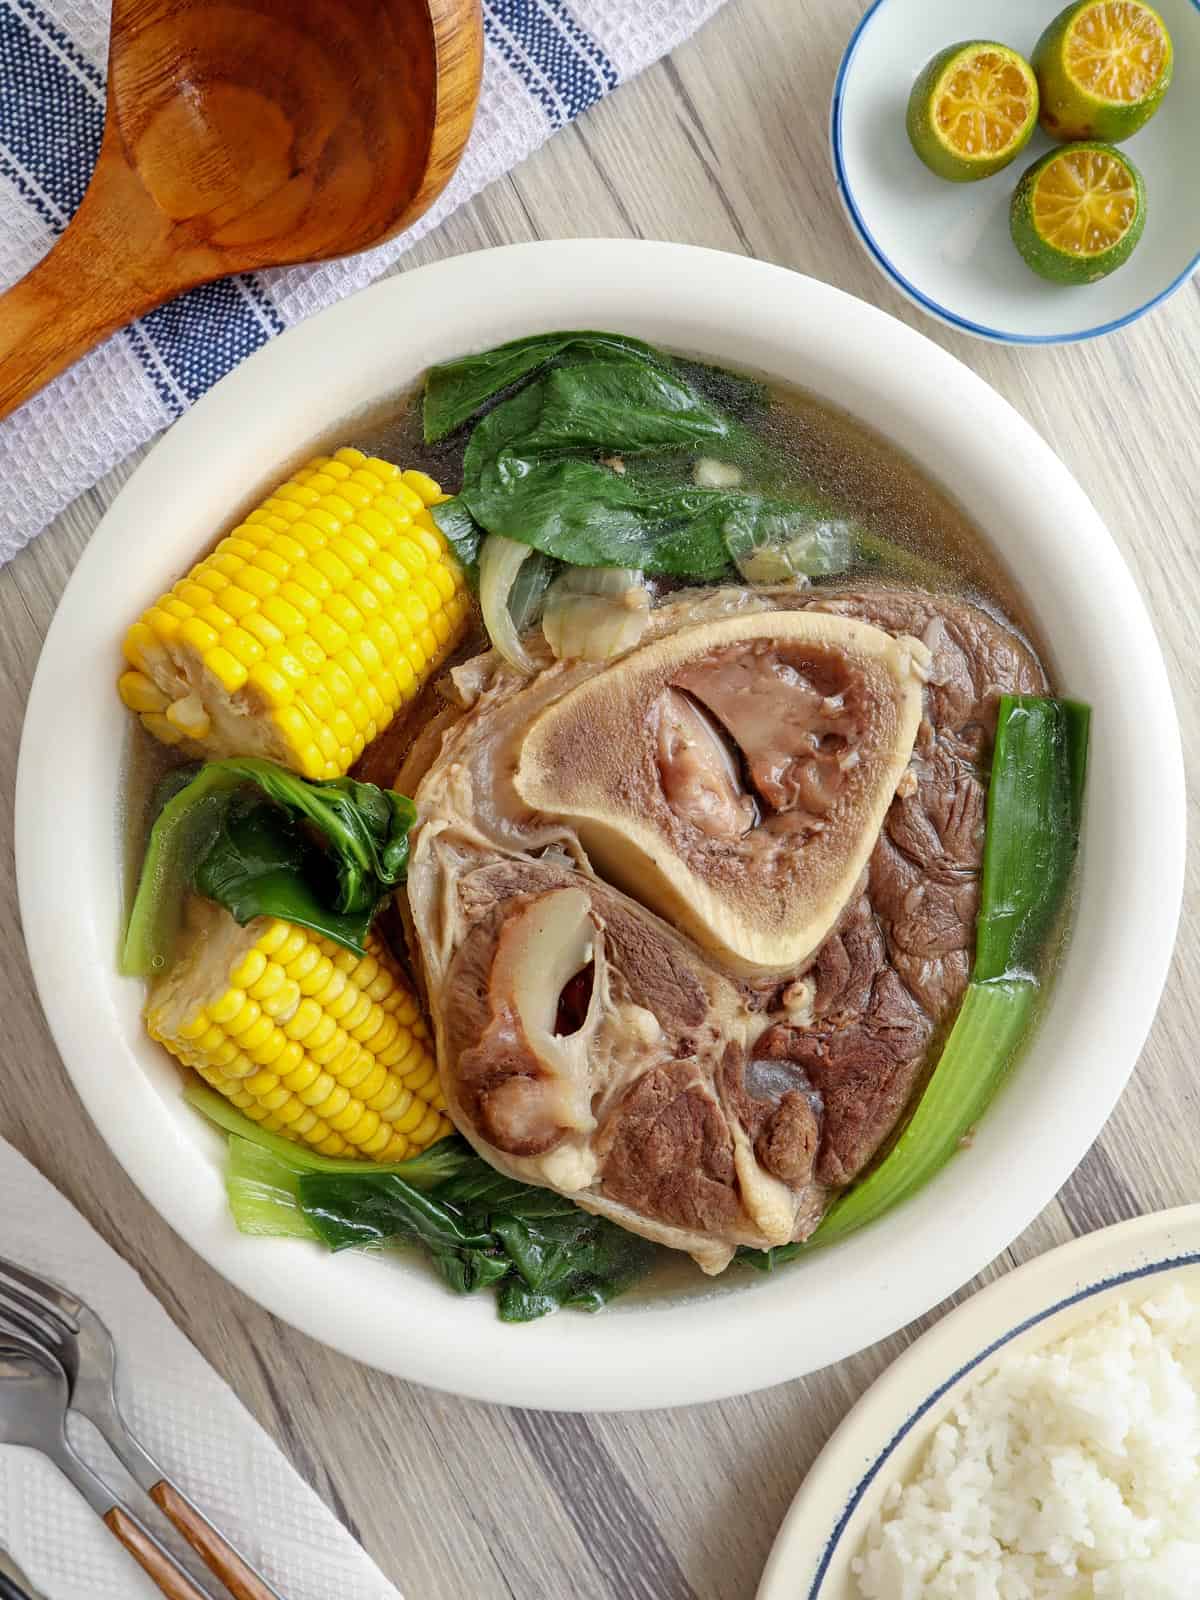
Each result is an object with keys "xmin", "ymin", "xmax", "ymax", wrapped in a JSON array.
[{"xmin": 758, "ymin": 1206, "xmax": 1200, "ymax": 1600}]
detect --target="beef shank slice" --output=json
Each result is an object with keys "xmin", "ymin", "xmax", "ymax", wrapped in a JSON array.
[{"xmin": 404, "ymin": 586, "xmax": 1046, "ymax": 1272}]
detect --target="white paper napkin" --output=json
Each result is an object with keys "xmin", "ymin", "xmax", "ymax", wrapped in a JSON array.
[
  {"xmin": 0, "ymin": 1138, "xmax": 400, "ymax": 1600},
  {"xmin": 0, "ymin": 0, "xmax": 728, "ymax": 565}
]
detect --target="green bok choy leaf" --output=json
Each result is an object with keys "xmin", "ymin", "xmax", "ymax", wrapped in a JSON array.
[
  {"xmin": 423, "ymin": 331, "xmax": 672, "ymax": 442},
  {"xmin": 184, "ymin": 1083, "xmax": 468, "ymax": 1182},
  {"xmin": 423, "ymin": 332, "xmax": 858, "ymax": 584},
  {"xmin": 190, "ymin": 1085, "xmax": 657, "ymax": 1322},
  {"xmin": 122, "ymin": 758, "xmax": 416, "ymax": 976},
  {"xmin": 301, "ymin": 1159, "xmax": 658, "ymax": 1320}
]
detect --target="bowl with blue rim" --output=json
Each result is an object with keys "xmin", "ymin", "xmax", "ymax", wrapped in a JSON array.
[
  {"xmin": 830, "ymin": 0, "xmax": 1200, "ymax": 343},
  {"xmin": 757, "ymin": 1206, "xmax": 1200, "ymax": 1596}
]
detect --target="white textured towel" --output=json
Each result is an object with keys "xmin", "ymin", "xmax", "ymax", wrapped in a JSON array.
[
  {"xmin": 0, "ymin": 1138, "xmax": 399, "ymax": 1600},
  {"xmin": 0, "ymin": 0, "xmax": 728, "ymax": 564}
]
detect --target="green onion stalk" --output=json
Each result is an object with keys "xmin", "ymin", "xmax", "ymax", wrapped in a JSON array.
[{"xmin": 748, "ymin": 694, "xmax": 1090, "ymax": 1266}]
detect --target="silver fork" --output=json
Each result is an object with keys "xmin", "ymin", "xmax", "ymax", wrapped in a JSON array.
[
  {"xmin": 0, "ymin": 1255, "xmax": 282, "ymax": 1600},
  {"xmin": 0, "ymin": 1329, "xmax": 214, "ymax": 1598},
  {"xmin": 0, "ymin": 1546, "xmax": 47, "ymax": 1600}
]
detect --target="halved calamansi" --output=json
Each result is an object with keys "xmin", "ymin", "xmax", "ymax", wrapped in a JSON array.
[
  {"xmin": 907, "ymin": 41, "xmax": 1039, "ymax": 182},
  {"xmin": 1033, "ymin": 0, "xmax": 1173, "ymax": 143},
  {"xmin": 1010, "ymin": 141, "xmax": 1146, "ymax": 284}
]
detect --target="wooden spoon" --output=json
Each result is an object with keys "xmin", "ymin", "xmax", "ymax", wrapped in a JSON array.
[{"xmin": 0, "ymin": 0, "xmax": 483, "ymax": 421}]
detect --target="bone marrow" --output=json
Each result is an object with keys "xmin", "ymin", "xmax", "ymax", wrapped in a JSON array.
[{"xmin": 514, "ymin": 610, "xmax": 932, "ymax": 976}]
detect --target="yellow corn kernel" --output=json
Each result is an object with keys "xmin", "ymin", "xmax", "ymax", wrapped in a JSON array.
[
  {"xmin": 246, "ymin": 662, "xmax": 293, "ymax": 709},
  {"xmin": 204, "ymin": 648, "xmax": 248, "ymax": 693},
  {"xmin": 139, "ymin": 713, "xmax": 185, "ymax": 747},
  {"xmin": 408, "ymin": 1106, "xmax": 446, "ymax": 1149},
  {"xmin": 343, "ymin": 1108, "xmax": 382, "ymax": 1148},
  {"xmin": 118, "ymin": 672, "xmax": 168, "ymax": 714},
  {"xmin": 223, "ymin": 999, "xmax": 262, "ymax": 1039},
  {"xmin": 259, "ymin": 595, "xmax": 306, "ymax": 635},
  {"xmin": 242, "ymin": 612, "xmax": 286, "ymax": 650},
  {"xmin": 179, "ymin": 617, "xmax": 219, "ymax": 656},
  {"xmin": 237, "ymin": 566, "xmax": 279, "ymax": 601},
  {"xmin": 122, "ymin": 622, "xmax": 157, "ymax": 671},
  {"xmin": 196, "ymin": 603, "xmax": 236, "ymax": 634},
  {"xmin": 164, "ymin": 695, "xmax": 212, "ymax": 741},
  {"xmin": 223, "ymin": 625, "xmax": 261, "ymax": 666},
  {"xmin": 402, "ymin": 469, "xmax": 442, "ymax": 505},
  {"xmin": 218, "ymin": 586, "xmax": 258, "ymax": 620},
  {"xmin": 143, "ymin": 605, "xmax": 186, "ymax": 646}
]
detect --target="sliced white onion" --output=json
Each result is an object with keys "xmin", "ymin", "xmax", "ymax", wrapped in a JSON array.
[
  {"xmin": 551, "ymin": 566, "xmax": 644, "ymax": 599},
  {"xmin": 693, "ymin": 457, "xmax": 743, "ymax": 489},
  {"xmin": 542, "ymin": 567, "xmax": 651, "ymax": 662},
  {"xmin": 734, "ymin": 518, "xmax": 854, "ymax": 585},
  {"xmin": 478, "ymin": 534, "xmax": 538, "ymax": 673},
  {"xmin": 736, "ymin": 544, "xmax": 815, "ymax": 585}
]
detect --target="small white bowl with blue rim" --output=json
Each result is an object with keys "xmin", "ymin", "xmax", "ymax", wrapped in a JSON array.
[
  {"xmin": 831, "ymin": 0, "xmax": 1200, "ymax": 343},
  {"xmin": 756, "ymin": 1206, "xmax": 1200, "ymax": 1597}
]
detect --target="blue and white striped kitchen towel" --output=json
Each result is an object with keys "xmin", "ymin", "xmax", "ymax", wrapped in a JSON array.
[{"xmin": 0, "ymin": 0, "xmax": 727, "ymax": 564}]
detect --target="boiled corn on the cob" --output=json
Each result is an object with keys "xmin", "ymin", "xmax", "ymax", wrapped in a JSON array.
[
  {"xmin": 148, "ymin": 898, "xmax": 451, "ymax": 1162},
  {"xmin": 120, "ymin": 450, "xmax": 471, "ymax": 780}
]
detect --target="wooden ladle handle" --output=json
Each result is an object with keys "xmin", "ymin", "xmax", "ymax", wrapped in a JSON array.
[
  {"xmin": 0, "ymin": 236, "xmax": 121, "ymax": 421},
  {"xmin": 150, "ymin": 1479, "xmax": 283, "ymax": 1600},
  {"xmin": 0, "ymin": 165, "xmax": 184, "ymax": 422}
]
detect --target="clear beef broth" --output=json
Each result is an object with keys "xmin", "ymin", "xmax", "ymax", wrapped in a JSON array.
[
  {"xmin": 753, "ymin": 386, "xmax": 1037, "ymax": 626},
  {"xmin": 125, "ymin": 362, "xmax": 1058, "ymax": 1314},
  {"xmin": 350, "ymin": 374, "xmax": 1045, "ymax": 657},
  {"xmin": 345, "ymin": 372, "xmax": 1055, "ymax": 1310}
]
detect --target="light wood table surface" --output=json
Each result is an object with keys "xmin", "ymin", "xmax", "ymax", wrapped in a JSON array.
[{"xmin": 2, "ymin": 2, "xmax": 1197, "ymax": 1595}]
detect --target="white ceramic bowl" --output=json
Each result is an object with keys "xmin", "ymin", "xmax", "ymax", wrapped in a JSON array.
[
  {"xmin": 833, "ymin": 0, "xmax": 1200, "ymax": 343},
  {"xmin": 15, "ymin": 241, "xmax": 1185, "ymax": 1409},
  {"xmin": 758, "ymin": 1206, "xmax": 1200, "ymax": 1597}
]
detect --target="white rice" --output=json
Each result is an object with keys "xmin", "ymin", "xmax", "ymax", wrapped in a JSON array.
[{"xmin": 854, "ymin": 1283, "xmax": 1200, "ymax": 1599}]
